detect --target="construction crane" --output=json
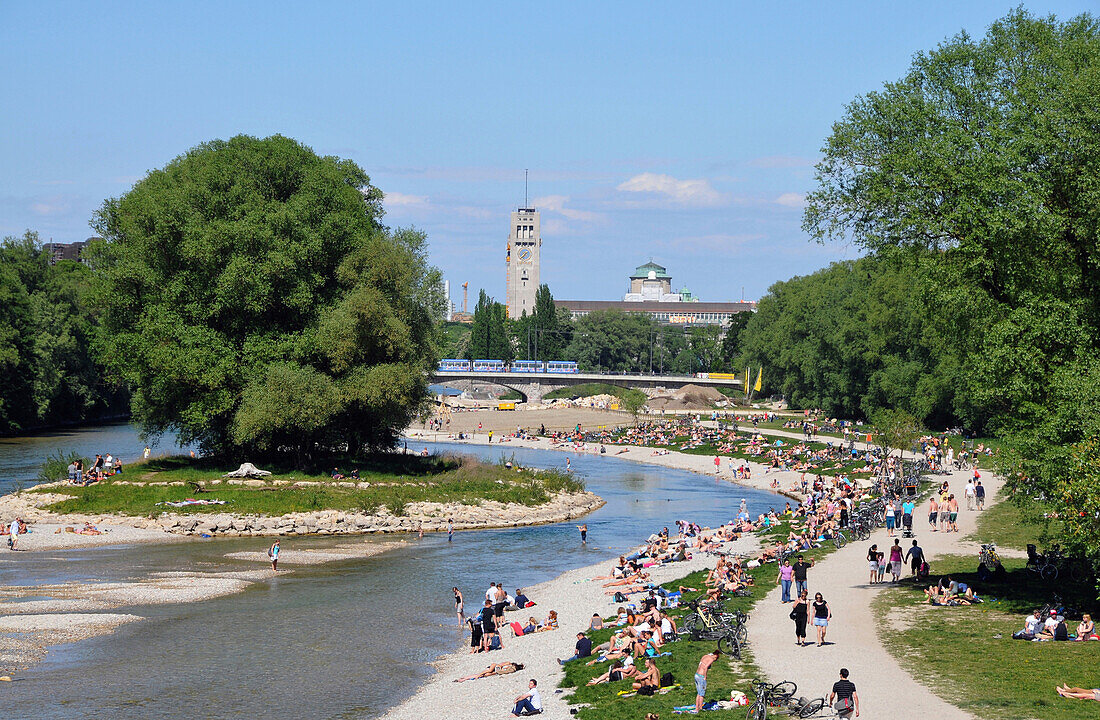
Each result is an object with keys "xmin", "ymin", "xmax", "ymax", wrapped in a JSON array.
[{"xmin": 462, "ymin": 282, "xmax": 469, "ymax": 313}]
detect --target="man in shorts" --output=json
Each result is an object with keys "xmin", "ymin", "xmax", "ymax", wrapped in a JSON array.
[
  {"xmin": 975, "ymin": 481, "xmax": 985, "ymax": 510},
  {"xmin": 695, "ymin": 649, "xmax": 721, "ymax": 712},
  {"xmin": 828, "ymin": 667, "xmax": 859, "ymax": 717}
]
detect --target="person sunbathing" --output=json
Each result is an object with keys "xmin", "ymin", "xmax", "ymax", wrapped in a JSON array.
[
  {"xmin": 1055, "ymin": 684, "xmax": 1100, "ymax": 701},
  {"xmin": 454, "ymin": 662, "xmax": 524, "ymax": 682},
  {"xmin": 78, "ymin": 523, "xmax": 103, "ymax": 535},
  {"xmin": 631, "ymin": 657, "xmax": 661, "ymax": 691},
  {"xmin": 604, "ymin": 572, "xmax": 649, "ymax": 587},
  {"xmin": 587, "ymin": 659, "xmax": 638, "ymax": 685}
]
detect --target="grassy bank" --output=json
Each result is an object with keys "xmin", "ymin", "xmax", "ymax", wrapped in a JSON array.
[
  {"xmin": 33, "ymin": 454, "xmax": 585, "ymax": 517},
  {"xmin": 872, "ymin": 555, "xmax": 1099, "ymax": 720},
  {"xmin": 544, "ymin": 383, "xmax": 647, "ymax": 406},
  {"xmin": 562, "ymin": 520, "xmax": 838, "ymax": 719},
  {"xmin": 964, "ymin": 490, "xmax": 1061, "ymax": 552}
]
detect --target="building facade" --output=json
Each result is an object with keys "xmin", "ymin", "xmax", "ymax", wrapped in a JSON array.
[
  {"xmin": 505, "ymin": 207, "xmax": 541, "ymax": 319},
  {"xmin": 41, "ymin": 239, "xmax": 92, "ymax": 265}
]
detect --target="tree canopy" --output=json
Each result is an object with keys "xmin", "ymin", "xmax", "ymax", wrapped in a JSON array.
[
  {"xmin": 0, "ymin": 232, "xmax": 126, "ymax": 433},
  {"xmin": 90, "ymin": 135, "xmax": 441, "ymax": 460},
  {"xmin": 801, "ymin": 9, "xmax": 1100, "ymax": 556}
]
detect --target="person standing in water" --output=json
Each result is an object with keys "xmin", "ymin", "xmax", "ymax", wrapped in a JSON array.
[
  {"xmin": 454, "ymin": 587, "xmax": 465, "ymax": 625},
  {"xmin": 448, "ymin": 518, "xmax": 454, "ymax": 542},
  {"xmin": 417, "ymin": 520, "xmax": 423, "ymax": 539},
  {"xmin": 577, "ymin": 524, "xmax": 587, "ymax": 544},
  {"xmin": 268, "ymin": 540, "xmax": 280, "ymax": 571}
]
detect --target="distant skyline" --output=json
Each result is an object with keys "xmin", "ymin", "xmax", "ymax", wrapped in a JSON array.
[{"xmin": 2, "ymin": 1, "xmax": 1093, "ymax": 305}]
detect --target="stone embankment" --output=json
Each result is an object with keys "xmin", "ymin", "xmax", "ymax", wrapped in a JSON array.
[{"xmin": 0, "ymin": 483, "xmax": 604, "ymax": 539}]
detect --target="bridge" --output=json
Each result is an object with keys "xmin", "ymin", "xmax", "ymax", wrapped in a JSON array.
[{"xmin": 430, "ymin": 371, "xmax": 741, "ymax": 404}]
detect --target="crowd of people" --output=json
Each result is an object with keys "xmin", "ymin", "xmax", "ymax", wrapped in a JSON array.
[{"xmin": 66, "ymin": 453, "xmax": 124, "ymax": 486}]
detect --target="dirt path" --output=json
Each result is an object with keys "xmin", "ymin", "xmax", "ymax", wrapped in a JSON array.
[{"xmin": 747, "ymin": 468, "xmax": 1003, "ymax": 719}]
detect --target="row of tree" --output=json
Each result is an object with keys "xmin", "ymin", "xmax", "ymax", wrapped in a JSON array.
[
  {"xmin": 0, "ymin": 232, "xmax": 127, "ymax": 433},
  {"xmin": 459, "ymin": 284, "xmax": 751, "ymax": 375}
]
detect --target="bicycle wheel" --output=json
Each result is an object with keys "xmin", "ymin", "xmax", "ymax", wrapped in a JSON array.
[
  {"xmin": 771, "ymin": 681, "xmax": 797, "ymax": 702},
  {"xmin": 747, "ymin": 700, "xmax": 767, "ymax": 720},
  {"xmin": 797, "ymin": 698, "xmax": 825, "ymax": 718},
  {"xmin": 718, "ymin": 634, "xmax": 741, "ymax": 659},
  {"xmin": 735, "ymin": 623, "xmax": 749, "ymax": 645},
  {"xmin": 1041, "ymin": 564, "xmax": 1058, "ymax": 582},
  {"xmin": 681, "ymin": 613, "xmax": 699, "ymax": 635}
]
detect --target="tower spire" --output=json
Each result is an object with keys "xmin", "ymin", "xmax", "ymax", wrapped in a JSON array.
[{"xmin": 525, "ymin": 169, "xmax": 528, "ymax": 207}]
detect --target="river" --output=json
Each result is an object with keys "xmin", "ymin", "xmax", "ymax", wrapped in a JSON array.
[{"xmin": 0, "ymin": 428, "xmax": 781, "ymax": 719}]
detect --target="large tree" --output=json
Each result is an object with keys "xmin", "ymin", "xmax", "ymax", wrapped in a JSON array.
[
  {"xmin": 90, "ymin": 135, "xmax": 442, "ymax": 460},
  {"xmin": 803, "ymin": 10, "xmax": 1100, "ymax": 554}
]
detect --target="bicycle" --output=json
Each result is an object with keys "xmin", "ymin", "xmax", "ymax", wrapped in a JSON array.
[{"xmin": 746, "ymin": 678, "xmax": 798, "ymax": 720}]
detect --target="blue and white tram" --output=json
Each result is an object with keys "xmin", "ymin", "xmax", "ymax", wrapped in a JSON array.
[
  {"xmin": 545, "ymin": 360, "xmax": 579, "ymax": 374},
  {"xmin": 511, "ymin": 360, "xmax": 544, "ymax": 373},
  {"xmin": 438, "ymin": 358, "xmax": 471, "ymax": 371},
  {"xmin": 472, "ymin": 359, "xmax": 506, "ymax": 372}
]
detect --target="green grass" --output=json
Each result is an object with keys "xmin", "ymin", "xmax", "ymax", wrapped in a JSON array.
[
  {"xmin": 872, "ymin": 555, "xmax": 1099, "ymax": 720},
  {"xmin": 543, "ymin": 383, "xmax": 647, "ymax": 406},
  {"xmin": 965, "ymin": 491, "xmax": 1062, "ymax": 553},
  {"xmin": 562, "ymin": 520, "xmax": 839, "ymax": 719},
  {"xmin": 34, "ymin": 454, "xmax": 585, "ymax": 517}
]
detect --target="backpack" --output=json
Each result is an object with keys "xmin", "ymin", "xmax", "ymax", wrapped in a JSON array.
[
  {"xmin": 614, "ymin": 591, "xmax": 628, "ymax": 603},
  {"xmin": 660, "ymin": 672, "xmax": 675, "ymax": 688}
]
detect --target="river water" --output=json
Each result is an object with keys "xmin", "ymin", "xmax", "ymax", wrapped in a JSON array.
[{"xmin": 0, "ymin": 429, "xmax": 781, "ymax": 719}]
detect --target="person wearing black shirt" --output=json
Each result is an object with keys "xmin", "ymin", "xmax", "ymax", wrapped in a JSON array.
[
  {"xmin": 905, "ymin": 540, "xmax": 924, "ymax": 576},
  {"xmin": 514, "ymin": 588, "xmax": 531, "ymax": 609},
  {"xmin": 792, "ymin": 555, "xmax": 815, "ymax": 597},
  {"xmin": 829, "ymin": 668, "xmax": 859, "ymax": 717},
  {"xmin": 558, "ymin": 632, "xmax": 593, "ymax": 664}
]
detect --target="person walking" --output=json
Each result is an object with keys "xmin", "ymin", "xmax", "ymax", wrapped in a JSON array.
[
  {"xmin": 889, "ymin": 539, "xmax": 903, "ymax": 581},
  {"xmin": 829, "ymin": 668, "xmax": 859, "ymax": 718},
  {"xmin": 792, "ymin": 555, "xmax": 814, "ymax": 598},
  {"xmin": 812, "ymin": 593, "xmax": 832, "ymax": 646},
  {"xmin": 8, "ymin": 518, "xmax": 20, "ymax": 551},
  {"xmin": 975, "ymin": 480, "xmax": 985, "ymax": 510},
  {"xmin": 454, "ymin": 587, "xmax": 465, "ymax": 625},
  {"xmin": 268, "ymin": 540, "xmax": 280, "ymax": 571},
  {"xmin": 927, "ymin": 496, "xmax": 939, "ymax": 532},
  {"xmin": 901, "ymin": 497, "xmax": 915, "ymax": 534},
  {"xmin": 964, "ymin": 478, "xmax": 975, "ymax": 510},
  {"xmin": 791, "ymin": 590, "xmax": 809, "ymax": 646},
  {"xmin": 776, "ymin": 559, "xmax": 794, "ymax": 603},
  {"xmin": 695, "ymin": 649, "xmax": 721, "ymax": 712},
  {"xmin": 884, "ymin": 501, "xmax": 896, "ymax": 537},
  {"xmin": 866, "ymin": 545, "xmax": 879, "ymax": 584},
  {"xmin": 905, "ymin": 539, "xmax": 924, "ymax": 577}
]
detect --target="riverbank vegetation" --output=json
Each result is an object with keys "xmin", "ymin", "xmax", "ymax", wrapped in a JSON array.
[
  {"xmin": 34, "ymin": 454, "xmax": 585, "ymax": 517},
  {"xmin": 0, "ymin": 233, "xmax": 128, "ymax": 435}
]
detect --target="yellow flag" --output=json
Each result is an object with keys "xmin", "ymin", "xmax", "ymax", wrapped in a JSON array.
[{"xmin": 754, "ymin": 366, "xmax": 763, "ymax": 392}]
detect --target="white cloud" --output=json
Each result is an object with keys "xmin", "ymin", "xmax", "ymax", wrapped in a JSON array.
[
  {"xmin": 532, "ymin": 194, "xmax": 602, "ymax": 222},
  {"xmin": 774, "ymin": 192, "xmax": 807, "ymax": 208},
  {"xmin": 659, "ymin": 233, "xmax": 765, "ymax": 253},
  {"xmin": 616, "ymin": 173, "xmax": 726, "ymax": 207},
  {"xmin": 30, "ymin": 196, "xmax": 72, "ymax": 216},
  {"xmin": 383, "ymin": 191, "xmax": 429, "ymax": 207}
]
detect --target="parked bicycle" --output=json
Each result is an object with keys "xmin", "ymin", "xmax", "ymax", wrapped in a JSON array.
[{"xmin": 746, "ymin": 679, "xmax": 832, "ymax": 719}]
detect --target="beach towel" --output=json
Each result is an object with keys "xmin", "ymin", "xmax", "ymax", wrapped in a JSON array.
[{"xmin": 510, "ymin": 621, "xmax": 525, "ymax": 637}]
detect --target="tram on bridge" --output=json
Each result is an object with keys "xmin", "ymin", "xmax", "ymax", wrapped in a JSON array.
[{"xmin": 438, "ymin": 359, "xmax": 579, "ymax": 374}]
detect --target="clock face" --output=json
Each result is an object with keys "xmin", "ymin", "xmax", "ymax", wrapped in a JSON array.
[{"xmin": 518, "ymin": 248, "xmax": 532, "ymax": 261}]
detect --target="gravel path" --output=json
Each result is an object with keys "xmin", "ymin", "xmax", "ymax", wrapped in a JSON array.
[{"xmin": 748, "ymin": 467, "xmax": 1004, "ymax": 718}]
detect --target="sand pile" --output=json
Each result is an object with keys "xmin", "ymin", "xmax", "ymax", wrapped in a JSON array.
[{"xmin": 647, "ymin": 383, "xmax": 726, "ymax": 410}]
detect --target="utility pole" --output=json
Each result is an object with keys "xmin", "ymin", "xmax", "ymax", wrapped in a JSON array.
[{"xmin": 462, "ymin": 282, "xmax": 469, "ymax": 313}]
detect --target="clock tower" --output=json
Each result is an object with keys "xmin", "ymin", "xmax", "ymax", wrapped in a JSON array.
[{"xmin": 505, "ymin": 207, "xmax": 541, "ymax": 319}]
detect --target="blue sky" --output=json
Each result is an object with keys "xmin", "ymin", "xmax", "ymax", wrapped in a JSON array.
[{"xmin": 1, "ymin": 1, "xmax": 1093, "ymax": 306}]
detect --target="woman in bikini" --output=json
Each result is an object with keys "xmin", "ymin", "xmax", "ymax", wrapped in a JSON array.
[
  {"xmin": 454, "ymin": 662, "xmax": 524, "ymax": 682},
  {"xmin": 453, "ymin": 587, "xmax": 464, "ymax": 625}
]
